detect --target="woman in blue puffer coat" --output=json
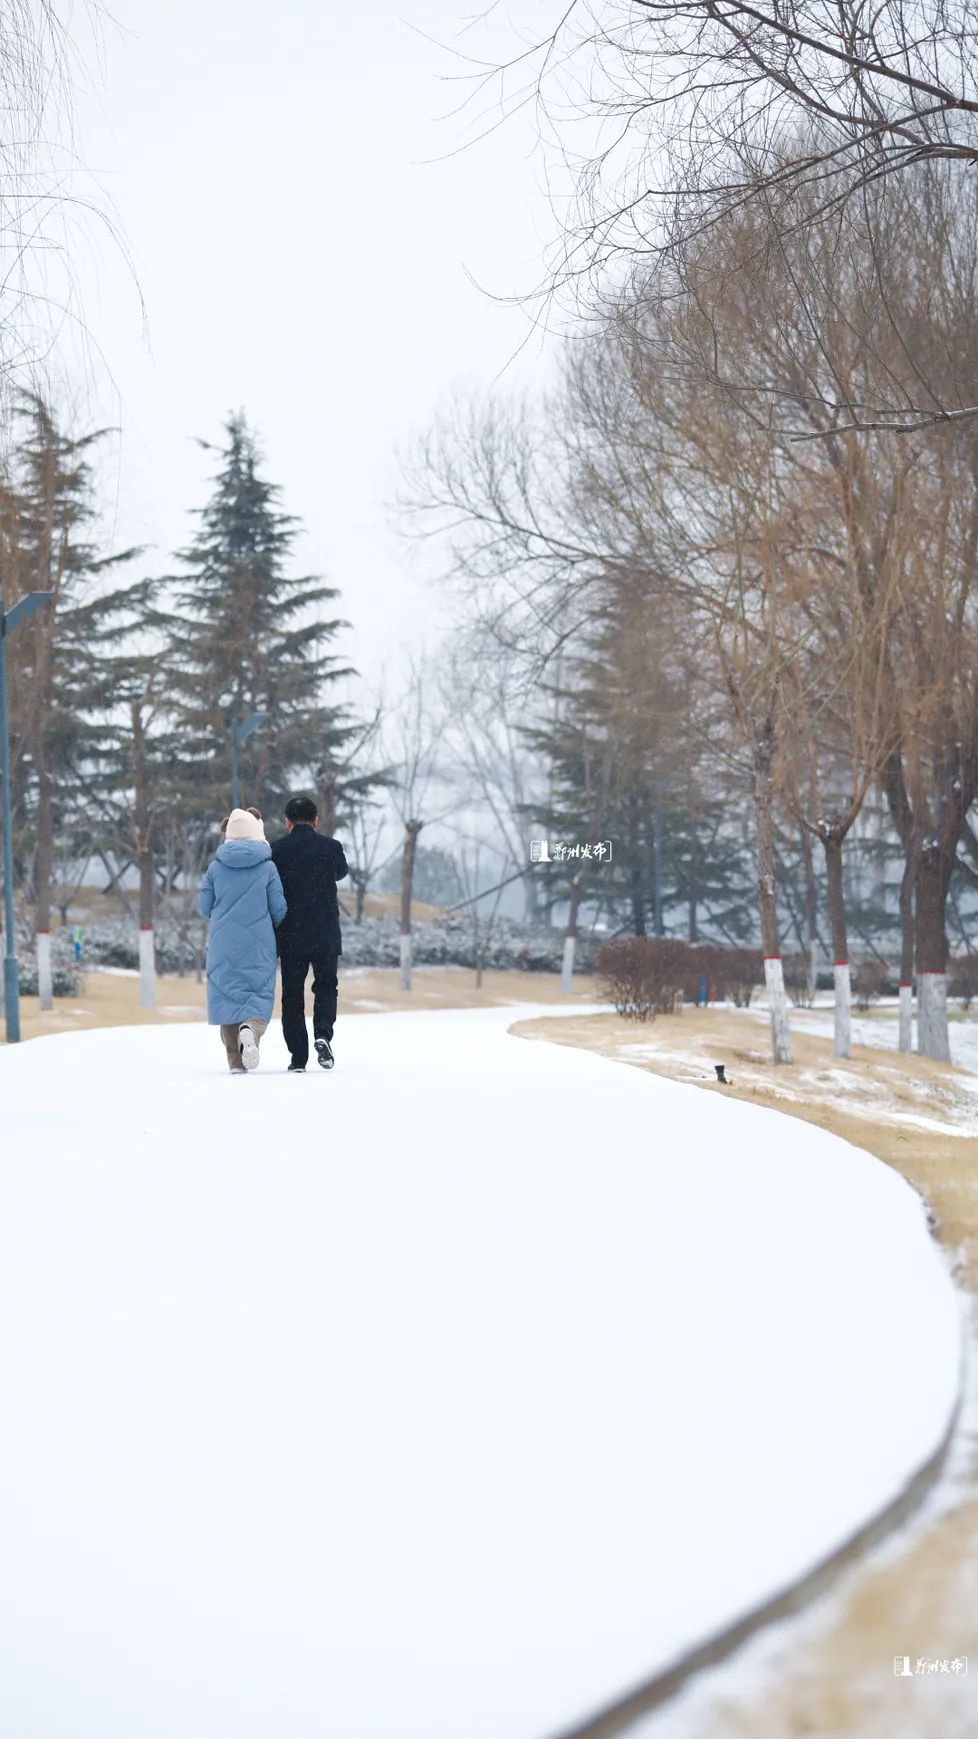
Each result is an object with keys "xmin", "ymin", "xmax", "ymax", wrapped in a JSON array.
[{"xmin": 199, "ymin": 807, "xmax": 287, "ymax": 1073}]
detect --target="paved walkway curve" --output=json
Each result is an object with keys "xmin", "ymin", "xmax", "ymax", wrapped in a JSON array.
[
  {"xmin": 0, "ymin": 1006, "xmax": 963, "ymax": 1739},
  {"xmin": 517, "ymin": 1011, "xmax": 978, "ymax": 1739}
]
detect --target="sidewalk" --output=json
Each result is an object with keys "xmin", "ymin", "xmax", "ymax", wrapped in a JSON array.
[{"xmin": 515, "ymin": 1006, "xmax": 978, "ymax": 1738}]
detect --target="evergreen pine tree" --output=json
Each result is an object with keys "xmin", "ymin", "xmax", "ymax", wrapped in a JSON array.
[
  {"xmin": 4, "ymin": 395, "xmax": 141, "ymax": 1004},
  {"xmin": 162, "ymin": 413, "xmax": 356, "ymax": 822},
  {"xmin": 523, "ymin": 573, "xmax": 755, "ymax": 944}
]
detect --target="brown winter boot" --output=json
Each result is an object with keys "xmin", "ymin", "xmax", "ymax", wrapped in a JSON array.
[{"xmin": 220, "ymin": 1024, "xmax": 246, "ymax": 1073}]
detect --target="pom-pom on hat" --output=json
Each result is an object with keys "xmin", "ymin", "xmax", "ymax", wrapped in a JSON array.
[{"xmin": 224, "ymin": 807, "xmax": 266, "ymax": 842}]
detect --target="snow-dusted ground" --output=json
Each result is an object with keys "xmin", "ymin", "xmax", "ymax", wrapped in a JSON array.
[
  {"xmin": 617, "ymin": 1033, "xmax": 978, "ymax": 1140},
  {"xmin": 749, "ymin": 992, "xmax": 978, "ymax": 1075},
  {"xmin": 715, "ymin": 994, "xmax": 978, "ymax": 1133},
  {"xmin": 0, "ymin": 1007, "xmax": 962, "ymax": 1739}
]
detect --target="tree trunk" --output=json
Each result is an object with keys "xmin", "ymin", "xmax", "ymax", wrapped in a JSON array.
[
  {"xmin": 522, "ymin": 864, "xmax": 540, "ymax": 924},
  {"xmin": 562, "ymin": 739, "xmax": 611, "ymax": 991},
  {"xmin": 898, "ymin": 852, "xmax": 915, "ymax": 1054},
  {"xmin": 138, "ymin": 923, "xmax": 155, "ymax": 1007},
  {"xmin": 652, "ymin": 805, "xmax": 664, "ymax": 937},
  {"xmin": 630, "ymin": 876, "xmax": 647, "ymax": 938},
  {"xmin": 916, "ymin": 851, "xmax": 950, "ymax": 1061},
  {"xmin": 823, "ymin": 832, "xmax": 851, "ymax": 1060},
  {"xmin": 35, "ymin": 929, "xmax": 52, "ymax": 1008},
  {"xmin": 688, "ymin": 824, "xmax": 699, "ymax": 943},
  {"xmin": 137, "ymin": 841, "xmax": 155, "ymax": 1006},
  {"xmin": 318, "ymin": 766, "xmax": 337, "ymax": 836},
  {"xmin": 753, "ymin": 725, "xmax": 792, "ymax": 1064},
  {"xmin": 800, "ymin": 824, "xmax": 818, "ymax": 1003},
  {"xmin": 354, "ymin": 874, "xmax": 366, "ymax": 923},
  {"xmin": 33, "ymin": 748, "xmax": 53, "ymax": 1010},
  {"xmin": 626, "ymin": 797, "xmax": 645, "ymax": 935},
  {"xmin": 562, "ymin": 877, "xmax": 582, "ymax": 992},
  {"xmin": 400, "ymin": 819, "xmax": 422, "ymax": 991},
  {"xmin": 131, "ymin": 701, "xmax": 156, "ymax": 1009}
]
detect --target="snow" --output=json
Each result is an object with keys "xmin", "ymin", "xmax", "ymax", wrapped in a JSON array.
[
  {"xmin": 631, "ymin": 1288, "xmax": 978, "ymax": 1739},
  {"xmin": 0, "ymin": 1006, "xmax": 962, "ymax": 1739}
]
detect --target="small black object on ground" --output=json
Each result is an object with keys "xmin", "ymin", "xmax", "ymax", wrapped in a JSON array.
[{"xmin": 714, "ymin": 1063, "xmax": 729, "ymax": 1084}]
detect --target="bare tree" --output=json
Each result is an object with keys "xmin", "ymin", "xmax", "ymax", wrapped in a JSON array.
[
  {"xmin": 438, "ymin": 640, "xmax": 548, "ymax": 922},
  {"xmin": 383, "ymin": 665, "xmax": 447, "ymax": 991},
  {"xmin": 448, "ymin": 830, "xmax": 509, "ymax": 989},
  {"xmin": 406, "ymin": 145, "xmax": 978, "ymax": 1064}
]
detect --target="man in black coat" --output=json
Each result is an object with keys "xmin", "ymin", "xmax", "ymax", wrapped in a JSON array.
[{"xmin": 271, "ymin": 794, "xmax": 349, "ymax": 1071}]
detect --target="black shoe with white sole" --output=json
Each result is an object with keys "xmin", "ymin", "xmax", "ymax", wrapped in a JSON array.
[
  {"xmin": 315, "ymin": 1038, "xmax": 334, "ymax": 1070},
  {"xmin": 288, "ymin": 1062, "xmax": 306, "ymax": 1073}
]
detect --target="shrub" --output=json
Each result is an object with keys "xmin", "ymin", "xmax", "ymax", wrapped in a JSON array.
[
  {"xmin": 595, "ymin": 937, "xmax": 694, "ymax": 1019},
  {"xmin": 783, "ymin": 951, "xmax": 815, "ymax": 1008},
  {"xmin": 69, "ymin": 912, "xmax": 601, "ymax": 978},
  {"xmin": 680, "ymin": 942, "xmax": 740, "ymax": 1004},
  {"xmin": 713, "ymin": 947, "xmax": 765, "ymax": 1007},
  {"xmin": 18, "ymin": 956, "xmax": 82, "ymax": 998},
  {"xmin": 593, "ymin": 937, "xmax": 774, "ymax": 1016},
  {"xmin": 949, "ymin": 953, "xmax": 978, "ymax": 1010},
  {"xmin": 852, "ymin": 960, "xmax": 889, "ymax": 1010}
]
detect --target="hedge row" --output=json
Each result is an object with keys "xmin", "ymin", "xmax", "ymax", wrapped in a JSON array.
[
  {"xmin": 22, "ymin": 914, "xmax": 602, "ymax": 979},
  {"xmin": 594, "ymin": 938, "xmax": 765, "ymax": 1020},
  {"xmin": 22, "ymin": 919, "xmax": 978, "ymax": 1011},
  {"xmin": 17, "ymin": 957, "xmax": 83, "ymax": 998}
]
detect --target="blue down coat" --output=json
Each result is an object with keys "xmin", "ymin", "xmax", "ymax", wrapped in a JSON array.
[{"xmin": 198, "ymin": 839, "xmax": 287, "ymax": 1025}]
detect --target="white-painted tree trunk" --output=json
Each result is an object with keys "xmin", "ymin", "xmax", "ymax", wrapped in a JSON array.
[
  {"xmin": 764, "ymin": 956, "xmax": 793, "ymax": 1064},
  {"xmin": 898, "ymin": 983, "xmax": 913, "ymax": 1054},
  {"xmin": 917, "ymin": 972, "xmax": 951, "ymax": 1062},
  {"xmin": 138, "ymin": 927, "xmax": 156, "ymax": 1009},
  {"xmin": 36, "ymin": 931, "xmax": 53, "ymax": 1011},
  {"xmin": 833, "ymin": 962, "xmax": 851, "ymax": 1060},
  {"xmin": 561, "ymin": 934, "xmax": 576, "ymax": 993},
  {"xmin": 399, "ymin": 932, "xmax": 412, "ymax": 992}
]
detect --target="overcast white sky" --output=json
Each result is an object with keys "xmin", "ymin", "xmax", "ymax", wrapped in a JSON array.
[{"xmin": 56, "ymin": 0, "xmax": 563, "ymax": 695}]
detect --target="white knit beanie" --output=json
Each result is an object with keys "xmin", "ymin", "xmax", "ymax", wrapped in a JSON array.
[{"xmin": 224, "ymin": 807, "xmax": 266, "ymax": 842}]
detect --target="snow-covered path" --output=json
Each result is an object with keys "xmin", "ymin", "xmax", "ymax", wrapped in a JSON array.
[{"xmin": 0, "ymin": 1008, "xmax": 962, "ymax": 1739}]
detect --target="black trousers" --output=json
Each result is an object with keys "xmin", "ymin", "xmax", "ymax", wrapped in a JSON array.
[{"xmin": 280, "ymin": 952, "xmax": 338, "ymax": 1066}]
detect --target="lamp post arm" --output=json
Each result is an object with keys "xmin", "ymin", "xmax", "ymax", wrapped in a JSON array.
[{"xmin": 4, "ymin": 589, "xmax": 54, "ymax": 635}]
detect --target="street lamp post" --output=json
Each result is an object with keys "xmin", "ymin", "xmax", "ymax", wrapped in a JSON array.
[
  {"xmin": 228, "ymin": 711, "xmax": 268, "ymax": 810},
  {"xmin": 1, "ymin": 590, "xmax": 54, "ymax": 1043}
]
